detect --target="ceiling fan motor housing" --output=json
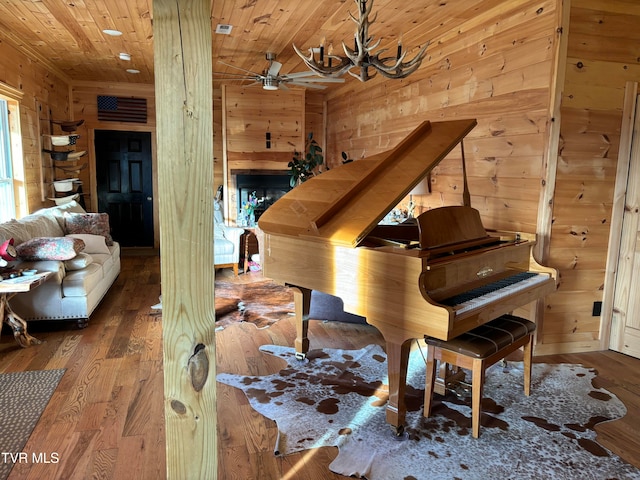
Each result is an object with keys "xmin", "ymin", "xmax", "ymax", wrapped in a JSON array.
[{"xmin": 263, "ymin": 76, "xmax": 279, "ymax": 90}]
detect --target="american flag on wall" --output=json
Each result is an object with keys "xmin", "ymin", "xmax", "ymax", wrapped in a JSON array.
[{"xmin": 97, "ymin": 95, "xmax": 147, "ymax": 123}]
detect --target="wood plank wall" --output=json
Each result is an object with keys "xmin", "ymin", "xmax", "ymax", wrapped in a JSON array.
[
  {"xmin": 0, "ymin": 38, "xmax": 72, "ymax": 214},
  {"xmin": 305, "ymin": 91, "xmax": 325, "ymax": 157},
  {"xmin": 214, "ymin": 86, "xmax": 224, "ymax": 188},
  {"xmin": 325, "ymin": 0, "xmax": 558, "ymax": 234},
  {"xmin": 222, "ymin": 85, "xmax": 304, "ymax": 222},
  {"xmin": 540, "ymin": 0, "xmax": 640, "ymax": 354}
]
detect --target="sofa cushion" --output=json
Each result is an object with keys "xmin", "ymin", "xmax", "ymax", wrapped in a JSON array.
[
  {"xmin": 64, "ymin": 212, "xmax": 113, "ymax": 245},
  {"xmin": 62, "ymin": 263, "xmax": 104, "ymax": 297},
  {"xmin": 16, "ymin": 236, "xmax": 85, "ymax": 261},
  {"xmin": 16, "ymin": 259, "xmax": 65, "ymax": 283},
  {"xmin": 0, "ymin": 219, "xmax": 30, "ymax": 246},
  {"xmin": 64, "ymin": 252, "xmax": 94, "ymax": 271},
  {"xmin": 34, "ymin": 200, "xmax": 87, "ymax": 230},
  {"xmin": 21, "ymin": 213, "xmax": 65, "ymax": 238},
  {"xmin": 65, "ymin": 234, "xmax": 110, "ymax": 254}
]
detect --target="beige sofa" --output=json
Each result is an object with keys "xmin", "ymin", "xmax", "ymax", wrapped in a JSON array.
[{"xmin": 0, "ymin": 201, "xmax": 120, "ymax": 328}]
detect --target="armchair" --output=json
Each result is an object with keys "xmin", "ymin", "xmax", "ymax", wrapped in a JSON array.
[{"xmin": 214, "ymin": 200, "xmax": 244, "ymax": 275}]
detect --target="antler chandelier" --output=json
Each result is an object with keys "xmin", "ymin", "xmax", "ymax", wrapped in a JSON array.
[{"xmin": 293, "ymin": 0, "xmax": 429, "ymax": 82}]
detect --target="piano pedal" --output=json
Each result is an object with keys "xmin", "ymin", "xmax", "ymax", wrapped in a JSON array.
[
  {"xmin": 446, "ymin": 380, "xmax": 472, "ymax": 400},
  {"xmin": 434, "ymin": 364, "xmax": 466, "ymax": 395}
]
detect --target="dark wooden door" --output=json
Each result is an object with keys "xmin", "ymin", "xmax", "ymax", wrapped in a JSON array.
[{"xmin": 95, "ymin": 130, "xmax": 153, "ymax": 247}]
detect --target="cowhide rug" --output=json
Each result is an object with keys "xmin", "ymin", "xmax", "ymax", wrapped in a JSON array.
[
  {"xmin": 217, "ymin": 344, "xmax": 640, "ymax": 480},
  {"xmin": 214, "ymin": 279, "xmax": 294, "ymax": 329}
]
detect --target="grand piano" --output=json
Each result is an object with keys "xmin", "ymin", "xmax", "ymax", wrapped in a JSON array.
[{"xmin": 258, "ymin": 119, "xmax": 557, "ymax": 434}]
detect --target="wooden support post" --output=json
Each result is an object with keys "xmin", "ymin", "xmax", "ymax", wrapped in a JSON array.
[{"xmin": 153, "ymin": 0, "xmax": 216, "ymax": 478}]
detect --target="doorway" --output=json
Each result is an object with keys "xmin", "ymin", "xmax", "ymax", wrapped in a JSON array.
[
  {"xmin": 95, "ymin": 130, "xmax": 154, "ymax": 247},
  {"xmin": 609, "ymin": 88, "xmax": 640, "ymax": 359}
]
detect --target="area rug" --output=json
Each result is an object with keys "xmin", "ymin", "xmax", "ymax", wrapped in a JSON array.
[
  {"xmin": 0, "ymin": 369, "xmax": 65, "ymax": 480},
  {"xmin": 217, "ymin": 344, "xmax": 640, "ymax": 480},
  {"xmin": 214, "ymin": 278, "xmax": 294, "ymax": 329}
]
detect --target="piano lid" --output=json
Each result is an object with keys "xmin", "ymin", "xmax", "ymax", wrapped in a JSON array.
[{"xmin": 258, "ymin": 118, "xmax": 477, "ymax": 248}]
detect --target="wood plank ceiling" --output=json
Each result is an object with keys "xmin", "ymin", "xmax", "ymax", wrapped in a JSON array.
[{"xmin": 0, "ymin": 0, "xmax": 455, "ymax": 91}]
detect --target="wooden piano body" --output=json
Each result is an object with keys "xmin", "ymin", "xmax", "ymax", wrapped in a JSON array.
[{"xmin": 258, "ymin": 119, "xmax": 557, "ymax": 434}]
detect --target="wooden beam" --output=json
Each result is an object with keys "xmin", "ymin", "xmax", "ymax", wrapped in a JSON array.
[
  {"xmin": 533, "ymin": 0, "xmax": 569, "ymax": 346},
  {"xmin": 606, "ymin": 83, "xmax": 639, "ymax": 352},
  {"xmin": 153, "ymin": 1, "xmax": 216, "ymax": 478}
]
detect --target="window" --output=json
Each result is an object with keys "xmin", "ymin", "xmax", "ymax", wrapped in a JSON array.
[
  {"xmin": 0, "ymin": 98, "xmax": 15, "ymax": 222},
  {"xmin": 0, "ymin": 83, "xmax": 25, "ymax": 221}
]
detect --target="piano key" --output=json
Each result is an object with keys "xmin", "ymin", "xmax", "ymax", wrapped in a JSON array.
[{"xmin": 442, "ymin": 272, "xmax": 549, "ymax": 316}]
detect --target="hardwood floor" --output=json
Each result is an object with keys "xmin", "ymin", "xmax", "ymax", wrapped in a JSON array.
[
  {"xmin": 1, "ymin": 255, "xmax": 165, "ymax": 480},
  {"xmin": 1, "ymin": 255, "xmax": 639, "ymax": 479}
]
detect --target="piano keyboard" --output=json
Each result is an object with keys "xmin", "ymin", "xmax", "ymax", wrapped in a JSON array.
[{"xmin": 441, "ymin": 271, "xmax": 550, "ymax": 316}]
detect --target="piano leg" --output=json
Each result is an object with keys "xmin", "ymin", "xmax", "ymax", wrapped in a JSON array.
[
  {"xmin": 290, "ymin": 286, "xmax": 312, "ymax": 360},
  {"xmin": 384, "ymin": 338, "xmax": 413, "ymax": 437}
]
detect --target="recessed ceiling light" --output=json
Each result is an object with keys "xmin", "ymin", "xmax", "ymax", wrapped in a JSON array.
[
  {"xmin": 126, "ymin": 69, "xmax": 140, "ymax": 74},
  {"xmin": 119, "ymin": 53, "xmax": 131, "ymax": 61},
  {"xmin": 103, "ymin": 29, "xmax": 122, "ymax": 36}
]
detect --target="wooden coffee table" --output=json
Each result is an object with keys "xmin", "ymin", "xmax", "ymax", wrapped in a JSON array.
[{"xmin": 0, "ymin": 272, "xmax": 51, "ymax": 347}]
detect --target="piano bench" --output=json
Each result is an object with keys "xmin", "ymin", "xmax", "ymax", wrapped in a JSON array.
[{"xmin": 423, "ymin": 314, "xmax": 536, "ymax": 438}]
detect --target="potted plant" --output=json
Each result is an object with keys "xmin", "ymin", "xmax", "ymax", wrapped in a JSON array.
[{"xmin": 288, "ymin": 132, "xmax": 324, "ymax": 187}]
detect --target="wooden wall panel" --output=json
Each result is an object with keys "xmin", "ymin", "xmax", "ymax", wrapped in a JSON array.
[
  {"xmin": 214, "ymin": 86, "xmax": 224, "ymax": 189},
  {"xmin": 540, "ymin": 0, "xmax": 640, "ymax": 353},
  {"xmin": 222, "ymin": 85, "xmax": 305, "ymax": 223},
  {"xmin": 305, "ymin": 91, "xmax": 325, "ymax": 157},
  {"xmin": 326, "ymin": 0, "xmax": 557, "ymax": 234},
  {"xmin": 224, "ymin": 86, "xmax": 303, "ymax": 154}
]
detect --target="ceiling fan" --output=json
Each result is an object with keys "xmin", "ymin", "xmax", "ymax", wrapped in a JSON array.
[{"xmin": 214, "ymin": 52, "xmax": 345, "ymax": 91}]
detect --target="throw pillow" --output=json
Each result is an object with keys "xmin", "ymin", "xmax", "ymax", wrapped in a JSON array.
[
  {"xmin": 36, "ymin": 200, "xmax": 87, "ymax": 231},
  {"xmin": 16, "ymin": 237, "xmax": 85, "ymax": 261},
  {"xmin": 64, "ymin": 212, "xmax": 113, "ymax": 245},
  {"xmin": 65, "ymin": 234, "xmax": 110, "ymax": 254},
  {"xmin": 64, "ymin": 252, "xmax": 94, "ymax": 271}
]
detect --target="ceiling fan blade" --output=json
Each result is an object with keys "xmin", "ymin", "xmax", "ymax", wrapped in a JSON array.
[
  {"xmin": 283, "ymin": 75, "xmax": 345, "ymax": 83},
  {"xmin": 286, "ymin": 81, "xmax": 327, "ymax": 90},
  {"xmin": 283, "ymin": 71, "xmax": 337, "ymax": 80},
  {"xmin": 217, "ymin": 60, "xmax": 261, "ymax": 76},
  {"xmin": 268, "ymin": 60, "xmax": 282, "ymax": 77},
  {"xmin": 213, "ymin": 71, "xmax": 260, "ymax": 80}
]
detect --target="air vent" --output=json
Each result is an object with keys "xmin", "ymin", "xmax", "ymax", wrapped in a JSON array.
[{"xmin": 215, "ymin": 24, "xmax": 233, "ymax": 35}]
